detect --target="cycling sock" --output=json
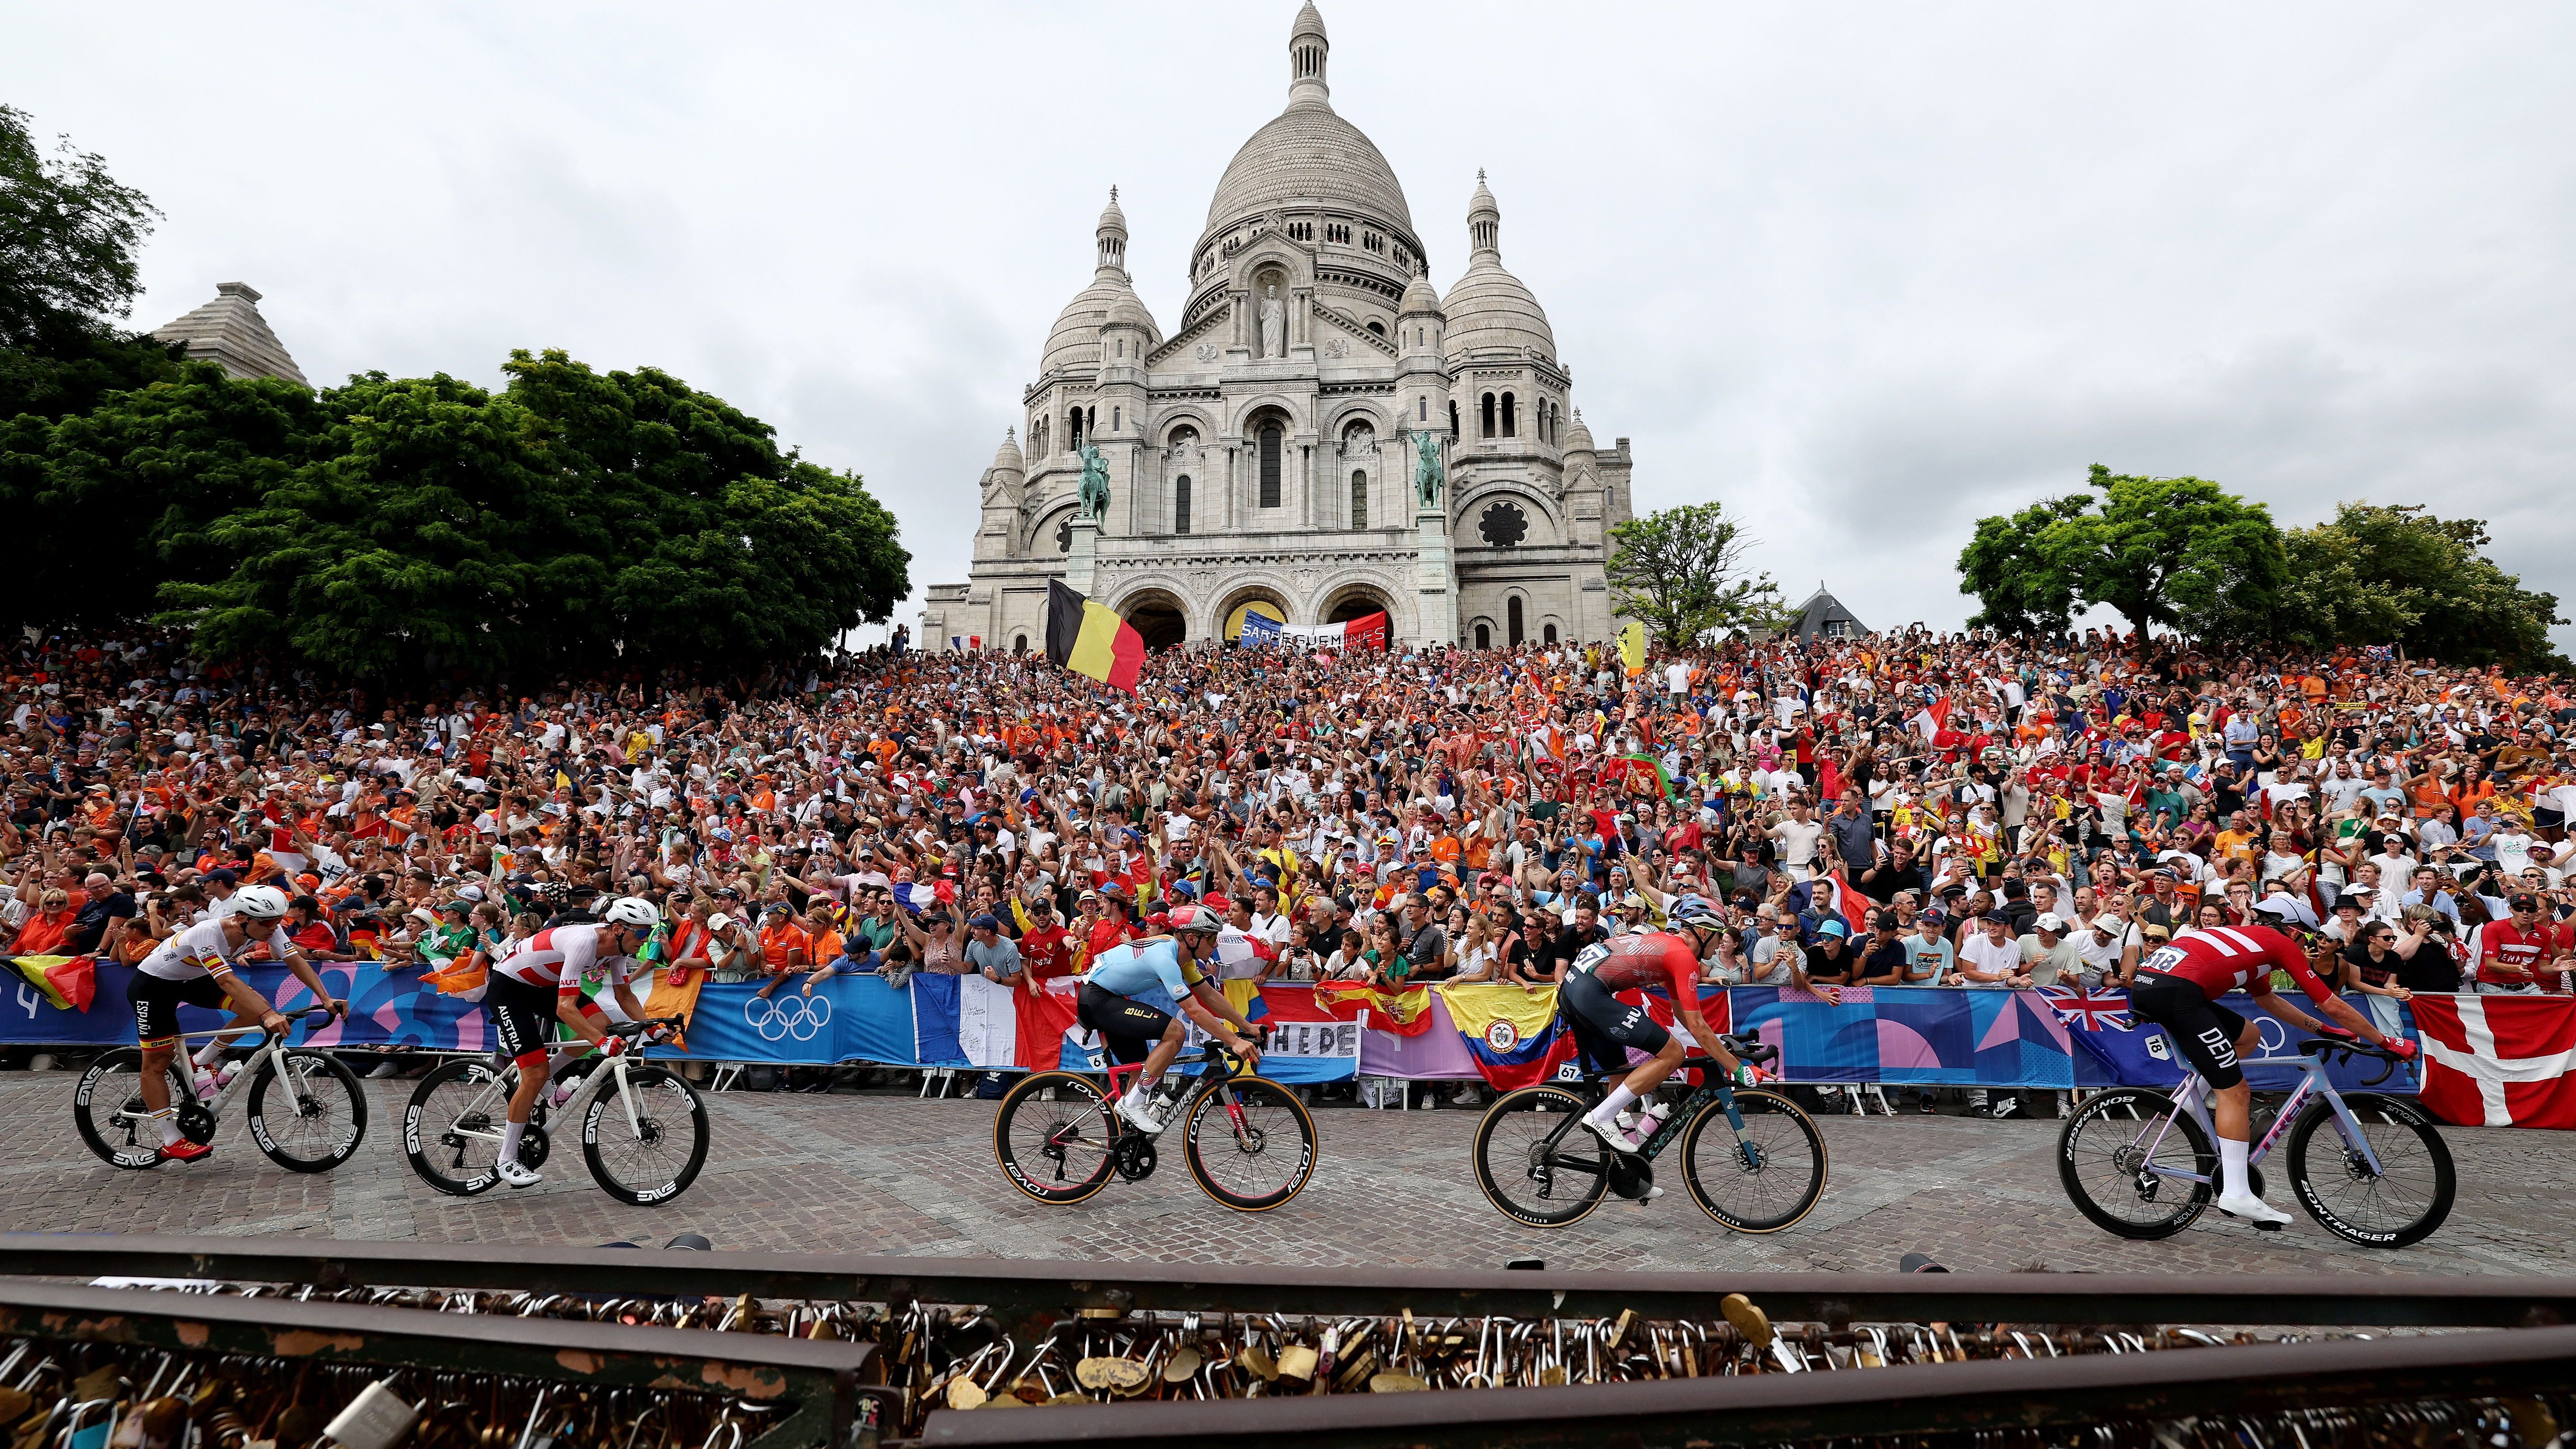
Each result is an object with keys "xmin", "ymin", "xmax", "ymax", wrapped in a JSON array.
[
  {"xmin": 1590, "ymin": 1084, "xmax": 1640, "ymax": 1125},
  {"xmin": 148, "ymin": 1109, "xmax": 181, "ymax": 1147},
  {"xmin": 2218, "ymin": 1135, "xmax": 2251, "ymax": 1199},
  {"xmin": 501, "ymin": 1120, "xmax": 526, "ymax": 1166}
]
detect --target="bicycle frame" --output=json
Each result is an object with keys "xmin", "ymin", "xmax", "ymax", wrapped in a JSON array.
[
  {"xmin": 1531, "ymin": 1074, "xmax": 1766, "ymax": 1175},
  {"xmin": 115, "ymin": 1021, "xmax": 315, "ymax": 1128},
  {"xmin": 434, "ymin": 1040, "xmax": 632, "ymax": 1155},
  {"xmin": 1043, "ymin": 1051, "xmax": 1253, "ymax": 1164},
  {"xmin": 2129, "ymin": 1054, "xmax": 2389, "ymax": 1188}
]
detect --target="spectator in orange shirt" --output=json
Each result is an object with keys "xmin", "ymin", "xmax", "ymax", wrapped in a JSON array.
[
  {"xmin": 9, "ymin": 888, "xmax": 77, "ymax": 956},
  {"xmin": 749, "ymin": 902, "xmax": 813, "ymax": 999}
]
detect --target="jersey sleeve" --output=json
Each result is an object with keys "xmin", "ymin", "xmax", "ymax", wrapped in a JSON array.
[
  {"xmin": 1660, "ymin": 937, "xmax": 1704, "ymax": 1003},
  {"xmin": 2247, "ymin": 935, "xmax": 2333, "ymax": 1004}
]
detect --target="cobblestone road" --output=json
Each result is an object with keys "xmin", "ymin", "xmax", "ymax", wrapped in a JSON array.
[{"xmin": 5, "ymin": 1073, "xmax": 2567, "ymax": 1277}]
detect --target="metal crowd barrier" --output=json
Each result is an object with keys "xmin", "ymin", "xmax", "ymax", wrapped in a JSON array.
[{"xmin": 1, "ymin": 1235, "xmax": 2571, "ymax": 1448}]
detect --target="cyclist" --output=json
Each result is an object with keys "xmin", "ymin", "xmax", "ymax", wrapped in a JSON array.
[
  {"xmin": 1075, "ymin": 904, "xmax": 1263, "ymax": 1134},
  {"xmin": 2127, "ymin": 901, "xmax": 2417, "ymax": 1227},
  {"xmin": 1563, "ymin": 897, "xmax": 1754, "ymax": 1154},
  {"xmin": 130, "ymin": 883, "xmax": 348, "ymax": 1165},
  {"xmin": 482, "ymin": 895, "xmax": 663, "ymax": 1188}
]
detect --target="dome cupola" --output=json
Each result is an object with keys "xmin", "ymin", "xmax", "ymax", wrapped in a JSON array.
[{"xmin": 1442, "ymin": 170, "xmax": 1554, "ymax": 361}]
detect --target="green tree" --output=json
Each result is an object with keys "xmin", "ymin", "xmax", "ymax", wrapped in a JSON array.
[
  {"xmin": 1957, "ymin": 494, "xmax": 2087, "ymax": 635},
  {"xmin": 1956, "ymin": 466, "xmax": 2287, "ymax": 642},
  {"xmin": 0, "ymin": 103, "xmax": 183, "ymax": 423},
  {"xmin": 2281, "ymin": 503, "xmax": 2565, "ymax": 670},
  {"xmin": 150, "ymin": 349, "xmax": 910, "ymax": 677},
  {"xmin": 1606, "ymin": 500, "xmax": 1784, "ymax": 644}
]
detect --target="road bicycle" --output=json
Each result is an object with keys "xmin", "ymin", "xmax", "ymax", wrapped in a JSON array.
[
  {"xmin": 402, "ymin": 1017, "xmax": 710, "ymax": 1205},
  {"xmin": 992, "ymin": 1040, "xmax": 1317, "ymax": 1212},
  {"xmin": 1470, "ymin": 1035, "xmax": 1828, "ymax": 1231},
  {"xmin": 2058, "ymin": 1027, "xmax": 2454, "ymax": 1247},
  {"xmin": 73, "ymin": 1008, "xmax": 364, "ymax": 1172}
]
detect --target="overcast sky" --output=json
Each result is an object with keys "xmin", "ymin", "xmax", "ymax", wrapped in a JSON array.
[{"xmin": 12, "ymin": 2, "xmax": 2573, "ymax": 647}]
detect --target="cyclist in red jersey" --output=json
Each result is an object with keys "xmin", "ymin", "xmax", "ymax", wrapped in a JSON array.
[
  {"xmin": 2128, "ymin": 899, "xmax": 2416, "ymax": 1227},
  {"xmin": 1560, "ymin": 899, "xmax": 1752, "ymax": 1155}
]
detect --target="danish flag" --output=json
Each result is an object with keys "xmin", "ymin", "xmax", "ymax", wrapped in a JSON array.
[{"xmin": 2408, "ymin": 994, "xmax": 2576, "ymax": 1130}]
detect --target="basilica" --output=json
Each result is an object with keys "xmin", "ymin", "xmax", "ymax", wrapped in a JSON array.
[{"xmin": 921, "ymin": 3, "xmax": 1633, "ymax": 655}]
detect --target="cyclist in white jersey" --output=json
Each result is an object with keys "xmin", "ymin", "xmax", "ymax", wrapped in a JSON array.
[
  {"xmin": 131, "ymin": 884, "xmax": 347, "ymax": 1164},
  {"xmin": 482, "ymin": 896, "xmax": 663, "ymax": 1188}
]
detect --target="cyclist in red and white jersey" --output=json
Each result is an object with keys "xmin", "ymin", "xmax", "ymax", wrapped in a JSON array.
[
  {"xmin": 2128, "ymin": 900, "xmax": 2415, "ymax": 1228},
  {"xmin": 1560, "ymin": 899, "xmax": 1754, "ymax": 1156},
  {"xmin": 482, "ymin": 896, "xmax": 663, "ymax": 1188}
]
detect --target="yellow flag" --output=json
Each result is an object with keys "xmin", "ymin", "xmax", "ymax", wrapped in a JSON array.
[
  {"xmin": 1618, "ymin": 620, "xmax": 1648, "ymax": 676},
  {"xmin": 555, "ymin": 770, "xmax": 572, "ymax": 790}
]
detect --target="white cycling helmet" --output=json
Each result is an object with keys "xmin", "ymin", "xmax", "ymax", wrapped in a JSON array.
[
  {"xmin": 231, "ymin": 884, "xmax": 290, "ymax": 921},
  {"xmin": 601, "ymin": 895, "xmax": 660, "ymax": 930}
]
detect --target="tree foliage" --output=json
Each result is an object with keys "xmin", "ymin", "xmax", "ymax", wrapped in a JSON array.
[
  {"xmin": 1606, "ymin": 500, "xmax": 1785, "ymax": 645},
  {"xmin": 3, "ymin": 350, "xmax": 907, "ymax": 677},
  {"xmin": 0, "ymin": 103, "xmax": 183, "ymax": 425},
  {"xmin": 2280, "ymin": 503, "xmax": 2565, "ymax": 670},
  {"xmin": 1957, "ymin": 465, "xmax": 2287, "ymax": 642}
]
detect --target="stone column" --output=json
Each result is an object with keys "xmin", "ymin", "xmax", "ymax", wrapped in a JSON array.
[
  {"xmin": 1065, "ymin": 517, "xmax": 1100, "ymax": 599},
  {"xmin": 1415, "ymin": 504, "xmax": 1458, "ymax": 647}
]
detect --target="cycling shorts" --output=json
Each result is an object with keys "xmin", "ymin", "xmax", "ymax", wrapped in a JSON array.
[
  {"xmin": 1077, "ymin": 980, "xmax": 1173, "ymax": 1067},
  {"xmin": 2130, "ymin": 971, "xmax": 2249, "ymax": 1091},
  {"xmin": 133, "ymin": 972, "xmax": 229, "ymax": 1044},
  {"xmin": 485, "ymin": 974, "xmax": 603, "ymax": 1068},
  {"xmin": 1559, "ymin": 970, "xmax": 1670, "ymax": 1075}
]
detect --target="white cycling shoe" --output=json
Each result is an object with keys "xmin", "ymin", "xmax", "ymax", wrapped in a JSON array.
[
  {"xmin": 2215, "ymin": 1191, "xmax": 2291, "ymax": 1229},
  {"xmin": 1581, "ymin": 1116, "xmax": 1641, "ymax": 1155},
  {"xmin": 496, "ymin": 1158, "xmax": 544, "ymax": 1190},
  {"xmin": 1116, "ymin": 1095, "xmax": 1168, "ymax": 1136}
]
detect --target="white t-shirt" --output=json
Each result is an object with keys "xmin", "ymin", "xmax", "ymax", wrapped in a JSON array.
[{"xmin": 1957, "ymin": 931, "xmax": 2023, "ymax": 984}]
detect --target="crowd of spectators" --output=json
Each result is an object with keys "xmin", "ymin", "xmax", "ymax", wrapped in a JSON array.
[{"xmin": 6, "ymin": 622, "xmax": 2575, "ymax": 1105}]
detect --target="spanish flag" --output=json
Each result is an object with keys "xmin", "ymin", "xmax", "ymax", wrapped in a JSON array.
[{"xmin": 1045, "ymin": 580, "xmax": 1146, "ymax": 693}]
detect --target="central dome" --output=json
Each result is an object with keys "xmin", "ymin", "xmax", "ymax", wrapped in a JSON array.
[{"xmin": 1205, "ymin": 104, "xmax": 1413, "ymax": 237}]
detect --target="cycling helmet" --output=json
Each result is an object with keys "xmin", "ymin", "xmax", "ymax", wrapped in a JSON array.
[
  {"xmin": 2253, "ymin": 898, "xmax": 2316, "ymax": 933},
  {"xmin": 1573, "ymin": 942, "xmax": 1613, "ymax": 975},
  {"xmin": 1167, "ymin": 904, "xmax": 1223, "ymax": 935},
  {"xmin": 232, "ymin": 884, "xmax": 290, "ymax": 920},
  {"xmin": 1670, "ymin": 897, "xmax": 1729, "ymax": 935},
  {"xmin": 601, "ymin": 896, "xmax": 660, "ymax": 930}
]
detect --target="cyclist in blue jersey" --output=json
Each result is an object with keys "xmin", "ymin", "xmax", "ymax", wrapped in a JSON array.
[{"xmin": 1077, "ymin": 905, "xmax": 1263, "ymax": 1134}]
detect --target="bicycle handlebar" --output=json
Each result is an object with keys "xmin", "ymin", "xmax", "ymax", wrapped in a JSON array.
[{"xmin": 2299, "ymin": 1031, "xmax": 2407, "ymax": 1088}]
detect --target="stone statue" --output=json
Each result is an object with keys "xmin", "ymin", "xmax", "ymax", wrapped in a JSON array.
[
  {"xmin": 1077, "ymin": 443, "xmax": 1110, "ymax": 521},
  {"xmin": 1412, "ymin": 429, "xmax": 1444, "ymax": 508},
  {"xmin": 1258, "ymin": 284, "xmax": 1283, "ymax": 358}
]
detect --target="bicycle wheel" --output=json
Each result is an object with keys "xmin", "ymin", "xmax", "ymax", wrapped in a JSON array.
[
  {"xmin": 1679, "ymin": 1088, "xmax": 1828, "ymax": 1233},
  {"xmin": 993, "ymin": 1071, "xmax": 1119, "ymax": 1206},
  {"xmin": 1472, "ymin": 1085, "xmax": 1609, "ymax": 1229},
  {"xmin": 72, "ymin": 1049, "xmax": 201, "ymax": 1170},
  {"xmin": 402, "ymin": 1058, "xmax": 512, "ymax": 1196},
  {"xmin": 245, "ymin": 1049, "xmax": 367, "ymax": 1172},
  {"xmin": 2286, "ymin": 1092, "xmax": 2456, "ymax": 1248},
  {"xmin": 2057, "ymin": 1087, "xmax": 2214, "ymax": 1239},
  {"xmin": 581, "ymin": 1064, "xmax": 710, "ymax": 1205},
  {"xmin": 1180, "ymin": 1076, "xmax": 1316, "ymax": 1212}
]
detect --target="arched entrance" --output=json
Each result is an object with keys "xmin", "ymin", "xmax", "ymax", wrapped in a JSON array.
[
  {"xmin": 1320, "ymin": 585, "xmax": 1394, "ymax": 626},
  {"xmin": 1118, "ymin": 590, "xmax": 1189, "ymax": 651},
  {"xmin": 1218, "ymin": 587, "xmax": 1290, "ymax": 643}
]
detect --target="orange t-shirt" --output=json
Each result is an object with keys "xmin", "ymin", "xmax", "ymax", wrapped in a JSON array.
[{"xmin": 759, "ymin": 923, "xmax": 811, "ymax": 969}]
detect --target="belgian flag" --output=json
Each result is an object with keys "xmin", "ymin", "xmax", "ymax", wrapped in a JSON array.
[{"xmin": 1045, "ymin": 579, "xmax": 1146, "ymax": 693}]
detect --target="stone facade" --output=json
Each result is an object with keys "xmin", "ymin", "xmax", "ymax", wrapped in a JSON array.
[
  {"xmin": 923, "ymin": 3, "xmax": 1631, "ymax": 654},
  {"xmin": 150, "ymin": 282, "xmax": 309, "ymax": 387}
]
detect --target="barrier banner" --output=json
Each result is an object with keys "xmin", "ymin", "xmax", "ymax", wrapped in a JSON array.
[
  {"xmin": 1732, "ymin": 985, "xmax": 2087, "ymax": 1088},
  {"xmin": 1058, "ymin": 982, "xmax": 1360, "ymax": 1084},
  {"xmin": 2042, "ymin": 987, "xmax": 2417, "ymax": 1096}
]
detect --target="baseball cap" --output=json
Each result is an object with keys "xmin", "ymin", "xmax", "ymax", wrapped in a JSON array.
[
  {"xmin": 968, "ymin": 913, "xmax": 1001, "ymax": 931},
  {"xmin": 1980, "ymin": 910, "xmax": 2010, "ymax": 924},
  {"xmin": 2034, "ymin": 912, "xmax": 2067, "ymax": 933},
  {"xmin": 2510, "ymin": 892, "xmax": 2542, "ymax": 912}
]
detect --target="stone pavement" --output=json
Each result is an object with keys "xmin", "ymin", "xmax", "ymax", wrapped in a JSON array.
[{"xmin": 1, "ymin": 1072, "xmax": 2567, "ymax": 1277}]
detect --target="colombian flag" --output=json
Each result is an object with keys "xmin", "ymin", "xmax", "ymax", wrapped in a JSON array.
[
  {"xmin": 1441, "ymin": 983, "xmax": 1579, "ymax": 1090},
  {"xmin": 1046, "ymin": 580, "xmax": 1146, "ymax": 693}
]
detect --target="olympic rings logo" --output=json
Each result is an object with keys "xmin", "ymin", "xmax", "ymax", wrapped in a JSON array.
[{"xmin": 744, "ymin": 994, "xmax": 832, "ymax": 1042}]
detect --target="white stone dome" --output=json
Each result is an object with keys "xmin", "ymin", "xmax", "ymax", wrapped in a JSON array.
[
  {"xmin": 1398, "ymin": 268, "xmax": 1442, "ymax": 317},
  {"xmin": 991, "ymin": 428, "xmax": 1025, "ymax": 476},
  {"xmin": 1563, "ymin": 409, "xmax": 1594, "ymax": 454},
  {"xmin": 1042, "ymin": 275, "xmax": 1161, "ymax": 376},
  {"xmin": 1442, "ymin": 172, "xmax": 1553, "ymax": 359},
  {"xmin": 1205, "ymin": 106, "xmax": 1412, "ymax": 240}
]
